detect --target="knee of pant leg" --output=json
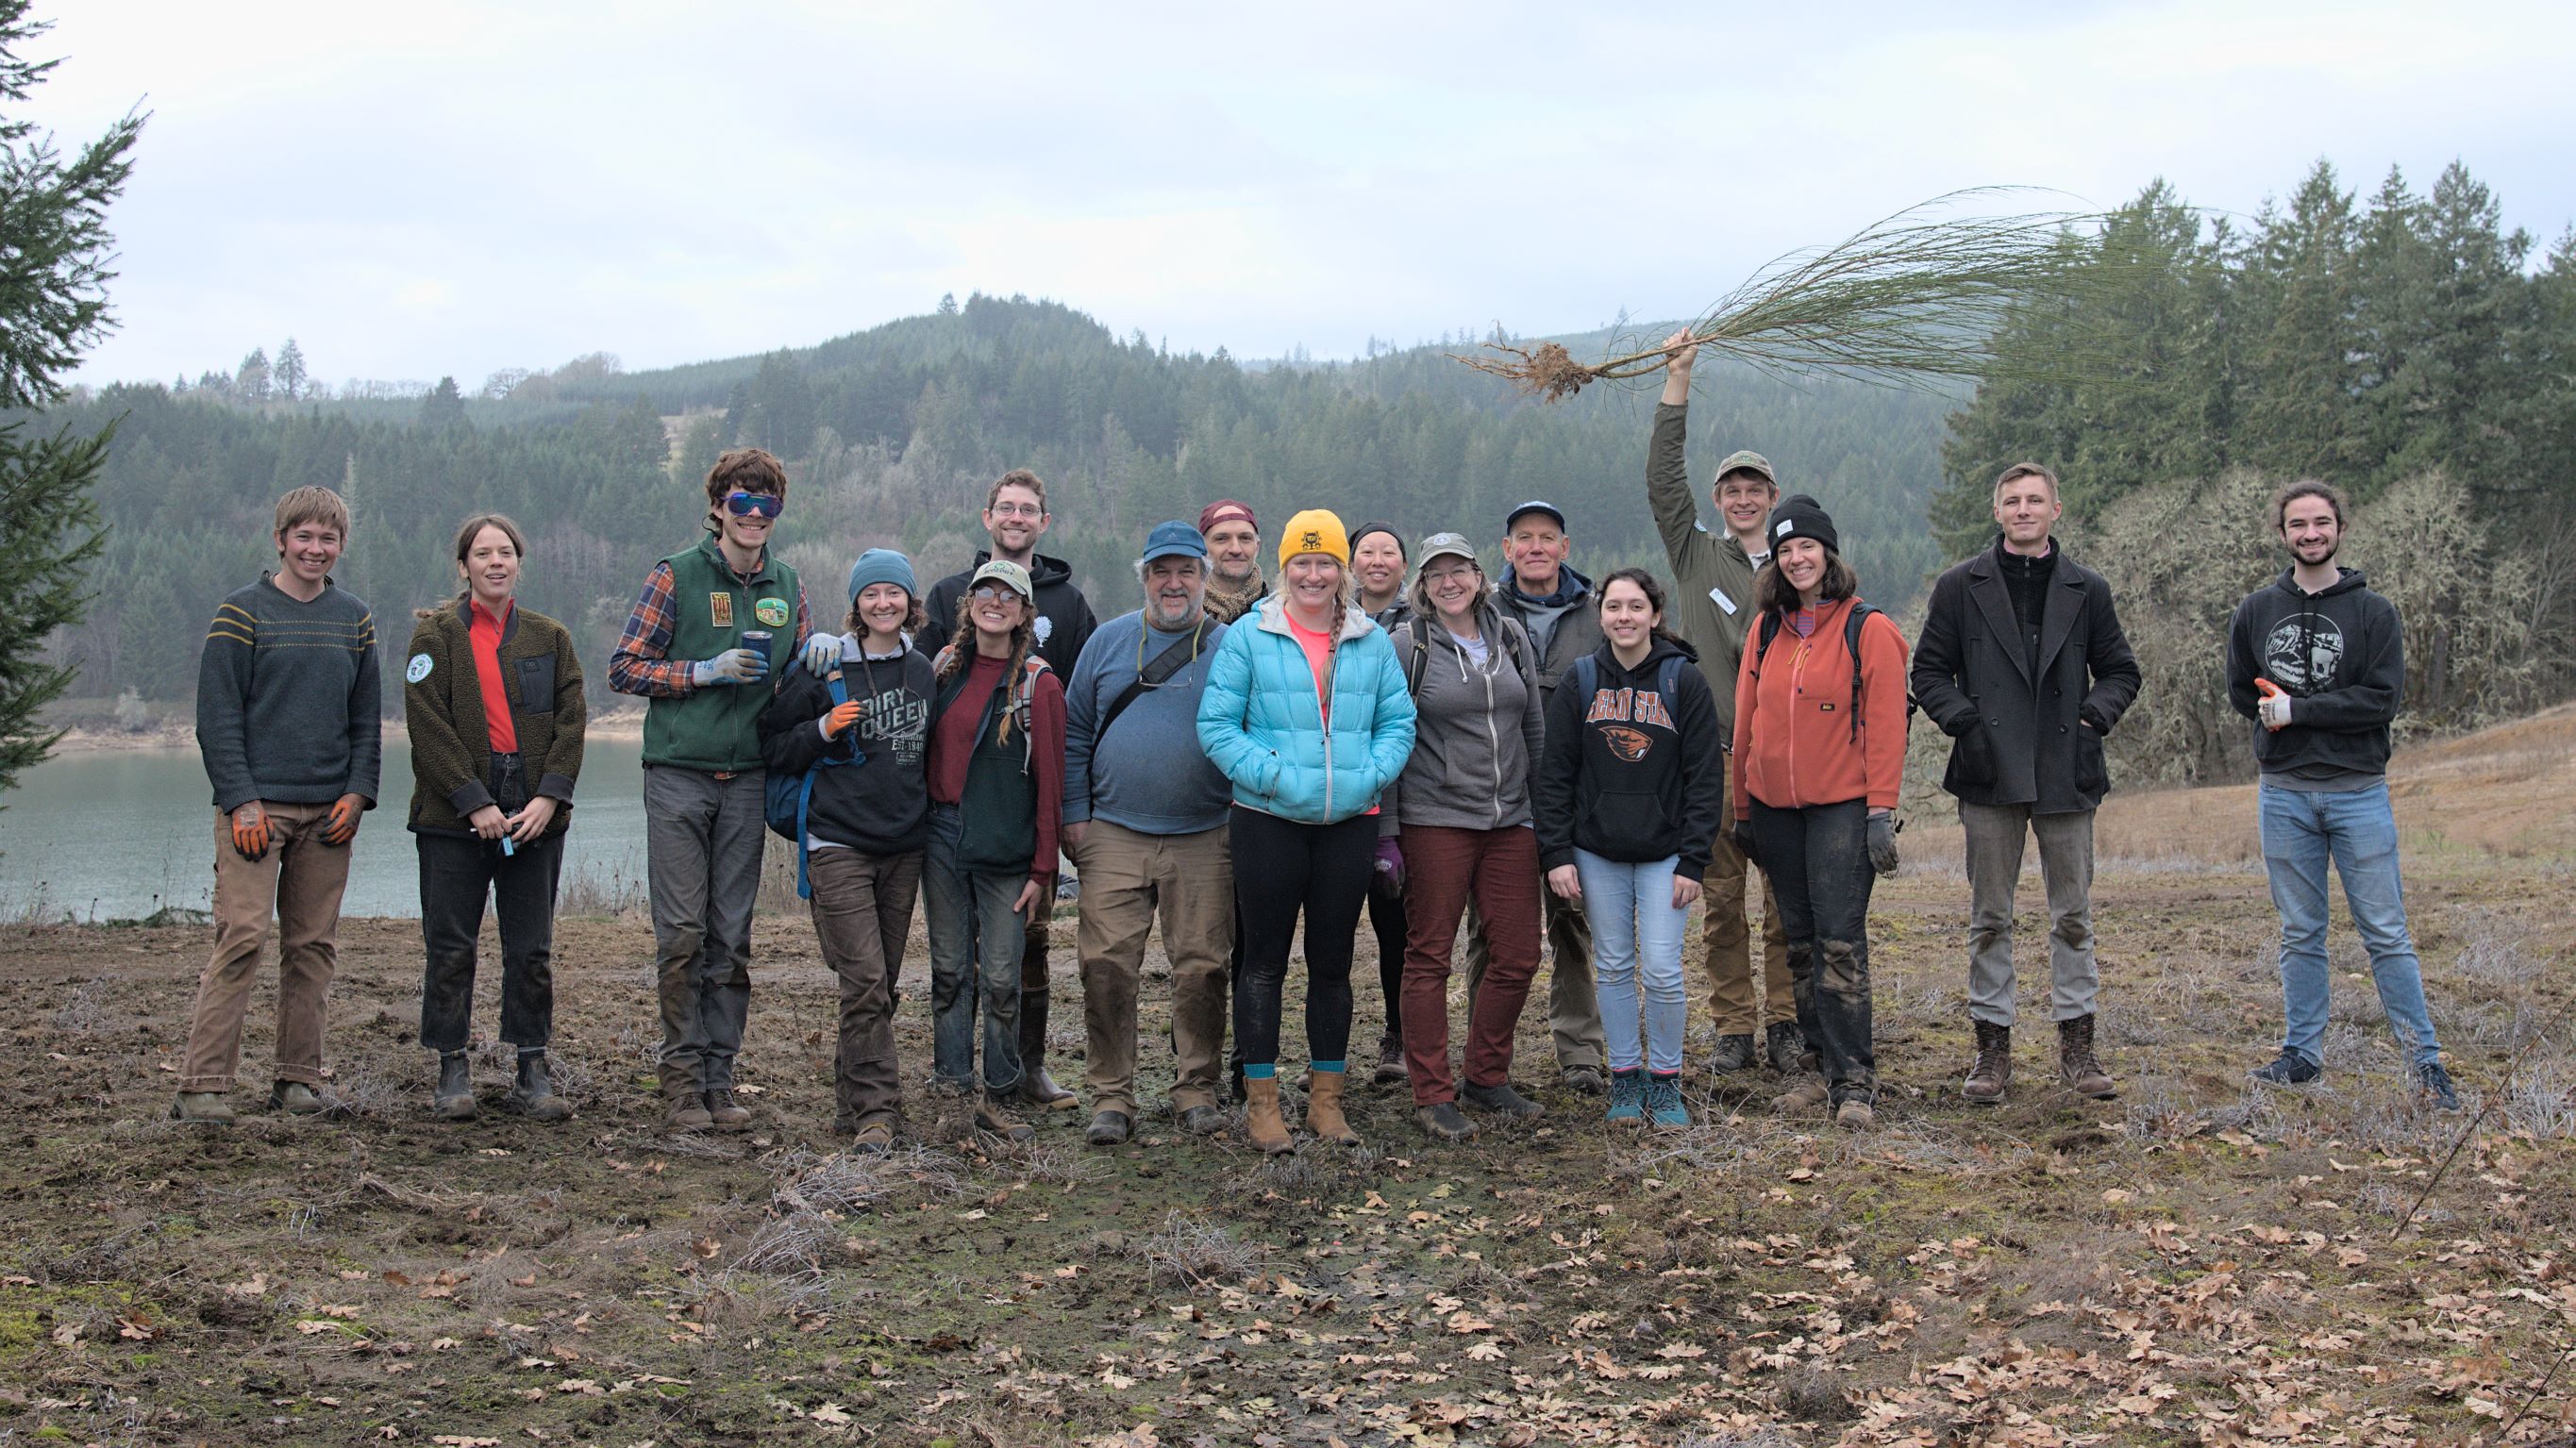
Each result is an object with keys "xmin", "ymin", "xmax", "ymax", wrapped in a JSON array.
[{"xmin": 1818, "ymin": 939, "xmax": 1868, "ymax": 999}]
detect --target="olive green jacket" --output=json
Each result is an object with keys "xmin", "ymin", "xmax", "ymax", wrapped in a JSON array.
[
  {"xmin": 1647, "ymin": 400, "xmax": 1762, "ymax": 730},
  {"xmin": 403, "ymin": 599, "xmax": 586, "ymax": 837}
]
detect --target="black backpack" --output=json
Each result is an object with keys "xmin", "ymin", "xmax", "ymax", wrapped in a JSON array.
[
  {"xmin": 1401, "ymin": 613, "xmax": 1536, "ymax": 699},
  {"xmin": 1748, "ymin": 602, "xmax": 1915, "ymax": 742}
]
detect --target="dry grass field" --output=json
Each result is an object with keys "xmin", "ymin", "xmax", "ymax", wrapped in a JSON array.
[{"xmin": 1, "ymin": 710, "xmax": 2571, "ymax": 1446}]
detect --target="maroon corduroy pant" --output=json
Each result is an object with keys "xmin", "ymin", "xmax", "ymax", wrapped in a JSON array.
[{"xmin": 1397, "ymin": 824, "xmax": 1544, "ymax": 1107}]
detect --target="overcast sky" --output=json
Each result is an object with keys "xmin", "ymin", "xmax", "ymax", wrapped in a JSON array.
[{"xmin": 34, "ymin": 1, "xmax": 2576, "ymax": 391}]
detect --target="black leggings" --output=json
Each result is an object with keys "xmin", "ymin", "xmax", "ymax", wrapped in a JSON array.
[
  {"xmin": 1751, "ymin": 799, "xmax": 1878, "ymax": 1105},
  {"xmin": 1366, "ymin": 867, "xmax": 1408, "ymax": 1041},
  {"xmin": 1230, "ymin": 806, "xmax": 1376, "ymax": 1068}
]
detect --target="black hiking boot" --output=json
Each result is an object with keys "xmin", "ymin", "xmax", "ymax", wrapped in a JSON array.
[
  {"xmin": 1708, "ymin": 1033, "xmax": 1758, "ymax": 1074},
  {"xmin": 433, "ymin": 1051, "xmax": 477, "ymax": 1121},
  {"xmin": 2249, "ymin": 1049, "xmax": 2320, "ymax": 1086},
  {"xmin": 1963, "ymin": 1019, "xmax": 2011, "ymax": 1106},
  {"xmin": 2416, "ymin": 1060, "xmax": 2460, "ymax": 1111},
  {"xmin": 1460, "ymin": 1079, "xmax": 1545, "ymax": 1120},
  {"xmin": 1764, "ymin": 1021, "xmax": 1806, "ymax": 1074},
  {"xmin": 509, "ymin": 1050, "xmax": 574, "ymax": 1121},
  {"xmin": 1417, "ymin": 1102, "xmax": 1477, "ymax": 1143}
]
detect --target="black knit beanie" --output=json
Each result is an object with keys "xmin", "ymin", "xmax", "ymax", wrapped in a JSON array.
[
  {"xmin": 1347, "ymin": 520, "xmax": 1406, "ymax": 559},
  {"xmin": 1765, "ymin": 493, "xmax": 1839, "ymax": 556}
]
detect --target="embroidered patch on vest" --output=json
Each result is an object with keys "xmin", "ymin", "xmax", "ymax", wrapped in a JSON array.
[
  {"xmin": 710, "ymin": 593, "xmax": 734, "ymax": 627},
  {"xmin": 754, "ymin": 597, "xmax": 789, "ymax": 627}
]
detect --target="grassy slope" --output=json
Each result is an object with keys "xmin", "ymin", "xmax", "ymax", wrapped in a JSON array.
[{"xmin": 1, "ymin": 714, "xmax": 2571, "ymax": 1447}]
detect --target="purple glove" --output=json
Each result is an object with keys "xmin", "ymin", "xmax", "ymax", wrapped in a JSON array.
[{"xmin": 1373, "ymin": 838, "xmax": 1405, "ymax": 892}]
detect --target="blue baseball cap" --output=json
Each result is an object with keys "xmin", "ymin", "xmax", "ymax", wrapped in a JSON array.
[
  {"xmin": 1141, "ymin": 519, "xmax": 1208, "ymax": 564},
  {"xmin": 1504, "ymin": 499, "xmax": 1567, "ymax": 532}
]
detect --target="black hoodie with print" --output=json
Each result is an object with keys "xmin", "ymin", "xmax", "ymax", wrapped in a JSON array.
[
  {"xmin": 1534, "ymin": 634, "xmax": 1727, "ymax": 882},
  {"xmin": 2224, "ymin": 566, "xmax": 2404, "ymax": 783}
]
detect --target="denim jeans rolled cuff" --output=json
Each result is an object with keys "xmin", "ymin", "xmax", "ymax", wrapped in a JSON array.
[
  {"xmin": 417, "ymin": 830, "xmax": 565, "ymax": 1053},
  {"xmin": 1752, "ymin": 799, "xmax": 1879, "ymax": 1104},
  {"xmin": 923, "ymin": 803, "xmax": 1029, "ymax": 1095},
  {"xmin": 2258, "ymin": 780, "xmax": 2441, "ymax": 1068},
  {"xmin": 1575, "ymin": 849, "xmax": 1689, "ymax": 1075}
]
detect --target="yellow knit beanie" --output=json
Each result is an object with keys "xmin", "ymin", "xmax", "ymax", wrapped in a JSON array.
[{"xmin": 1277, "ymin": 508, "xmax": 1350, "ymax": 569}]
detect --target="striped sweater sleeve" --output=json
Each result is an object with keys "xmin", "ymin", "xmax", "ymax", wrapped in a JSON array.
[{"xmin": 197, "ymin": 598, "xmax": 260, "ymax": 811}]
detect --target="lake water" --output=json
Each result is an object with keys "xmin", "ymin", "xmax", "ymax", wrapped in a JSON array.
[{"xmin": 0, "ymin": 741, "xmax": 652, "ymax": 920}]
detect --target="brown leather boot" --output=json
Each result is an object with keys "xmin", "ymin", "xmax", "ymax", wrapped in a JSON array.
[
  {"xmin": 1242, "ymin": 1076, "xmax": 1294, "ymax": 1156},
  {"xmin": 1304, "ymin": 1068, "xmax": 1361, "ymax": 1145},
  {"xmin": 2059, "ymin": 1015, "xmax": 2116, "ymax": 1099},
  {"xmin": 1964, "ymin": 1019, "xmax": 2012, "ymax": 1106}
]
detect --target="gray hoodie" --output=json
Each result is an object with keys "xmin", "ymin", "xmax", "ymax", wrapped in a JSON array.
[{"xmin": 1382, "ymin": 602, "xmax": 1546, "ymax": 834}]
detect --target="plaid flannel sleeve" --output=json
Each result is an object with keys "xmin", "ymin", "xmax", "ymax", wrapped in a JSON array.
[{"xmin": 608, "ymin": 562, "xmax": 696, "ymax": 698}]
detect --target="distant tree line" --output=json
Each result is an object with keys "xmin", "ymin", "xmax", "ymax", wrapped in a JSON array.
[
  {"xmin": 38, "ymin": 294, "xmax": 1957, "ymax": 711},
  {"xmin": 1938, "ymin": 159, "xmax": 2575, "ymax": 783}
]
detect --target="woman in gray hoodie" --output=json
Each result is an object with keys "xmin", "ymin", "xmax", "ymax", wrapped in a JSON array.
[{"xmin": 1382, "ymin": 533, "xmax": 1547, "ymax": 1143}]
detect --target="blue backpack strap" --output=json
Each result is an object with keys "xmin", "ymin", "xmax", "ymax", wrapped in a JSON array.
[
  {"xmin": 1570, "ymin": 652, "xmax": 1597, "ymax": 703},
  {"xmin": 795, "ymin": 671, "xmax": 856, "ymax": 901}
]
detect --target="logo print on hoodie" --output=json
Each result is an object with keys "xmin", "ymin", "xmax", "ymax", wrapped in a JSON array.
[
  {"xmin": 2263, "ymin": 615, "xmax": 2346, "ymax": 693},
  {"xmin": 1583, "ymin": 687, "xmax": 1675, "ymax": 732},
  {"xmin": 1599, "ymin": 725, "xmax": 1654, "ymax": 762}
]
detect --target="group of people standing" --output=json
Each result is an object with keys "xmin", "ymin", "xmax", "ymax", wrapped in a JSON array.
[{"xmin": 166, "ymin": 334, "xmax": 2463, "ymax": 1143}]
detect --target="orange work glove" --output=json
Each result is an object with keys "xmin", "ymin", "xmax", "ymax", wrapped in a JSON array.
[
  {"xmin": 230, "ymin": 802, "xmax": 272, "ymax": 861},
  {"xmin": 321, "ymin": 793, "xmax": 366, "ymax": 844},
  {"xmin": 822, "ymin": 699, "xmax": 863, "ymax": 739}
]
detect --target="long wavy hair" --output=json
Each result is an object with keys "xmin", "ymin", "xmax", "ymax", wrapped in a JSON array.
[
  {"xmin": 936, "ymin": 590, "xmax": 1038, "ymax": 744},
  {"xmin": 1753, "ymin": 549, "xmax": 1859, "ymax": 616}
]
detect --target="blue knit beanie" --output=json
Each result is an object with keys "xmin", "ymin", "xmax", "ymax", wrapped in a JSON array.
[{"xmin": 846, "ymin": 548, "xmax": 918, "ymax": 604}]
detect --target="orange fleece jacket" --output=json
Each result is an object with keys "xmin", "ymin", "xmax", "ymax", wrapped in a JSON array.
[{"xmin": 1732, "ymin": 597, "xmax": 1911, "ymax": 816}]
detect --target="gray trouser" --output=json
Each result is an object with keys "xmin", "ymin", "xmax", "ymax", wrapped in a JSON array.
[
  {"xmin": 644, "ymin": 764, "xmax": 768, "ymax": 1093},
  {"xmin": 1960, "ymin": 799, "xmax": 2098, "ymax": 1027}
]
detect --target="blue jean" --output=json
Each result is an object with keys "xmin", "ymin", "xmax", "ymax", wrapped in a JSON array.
[
  {"xmin": 2259, "ymin": 781, "xmax": 2441, "ymax": 1069},
  {"xmin": 922, "ymin": 804, "xmax": 1029, "ymax": 1095},
  {"xmin": 1575, "ymin": 850, "xmax": 1688, "ymax": 1074}
]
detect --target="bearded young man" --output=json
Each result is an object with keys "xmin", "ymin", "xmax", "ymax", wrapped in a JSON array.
[{"xmin": 2225, "ymin": 480, "xmax": 2456, "ymax": 1110}]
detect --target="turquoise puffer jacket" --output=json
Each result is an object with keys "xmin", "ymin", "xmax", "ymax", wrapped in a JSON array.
[{"xmin": 1196, "ymin": 594, "xmax": 1416, "ymax": 824}]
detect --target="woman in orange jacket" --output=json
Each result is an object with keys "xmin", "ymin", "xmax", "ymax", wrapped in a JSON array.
[{"xmin": 1731, "ymin": 495, "xmax": 1910, "ymax": 1129}]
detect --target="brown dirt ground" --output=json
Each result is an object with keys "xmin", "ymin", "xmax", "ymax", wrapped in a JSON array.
[{"xmin": 3, "ymin": 725, "xmax": 2573, "ymax": 1445}]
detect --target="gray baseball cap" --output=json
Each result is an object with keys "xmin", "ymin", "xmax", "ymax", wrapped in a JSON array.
[
  {"xmin": 1714, "ymin": 449, "xmax": 1778, "ymax": 487},
  {"xmin": 1417, "ymin": 532, "xmax": 1479, "ymax": 569}
]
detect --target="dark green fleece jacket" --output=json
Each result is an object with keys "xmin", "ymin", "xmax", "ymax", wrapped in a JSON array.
[{"xmin": 402, "ymin": 598, "xmax": 586, "ymax": 838}]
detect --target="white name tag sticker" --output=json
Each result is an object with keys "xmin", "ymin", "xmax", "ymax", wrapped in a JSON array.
[{"xmin": 1711, "ymin": 586, "xmax": 1738, "ymax": 617}]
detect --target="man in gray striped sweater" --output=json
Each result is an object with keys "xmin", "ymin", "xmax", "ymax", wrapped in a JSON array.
[{"xmin": 172, "ymin": 486, "xmax": 381, "ymax": 1125}]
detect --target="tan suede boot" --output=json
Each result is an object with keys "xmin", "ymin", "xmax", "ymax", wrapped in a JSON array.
[
  {"xmin": 1242, "ymin": 1076, "xmax": 1294, "ymax": 1156},
  {"xmin": 1304, "ymin": 1068, "xmax": 1361, "ymax": 1146}
]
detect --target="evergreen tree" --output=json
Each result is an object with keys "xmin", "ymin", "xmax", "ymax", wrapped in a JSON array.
[
  {"xmin": 0, "ymin": 0, "xmax": 140, "ymax": 796},
  {"xmin": 236, "ymin": 346, "xmax": 272, "ymax": 404},
  {"xmin": 275, "ymin": 336, "xmax": 308, "ymax": 402},
  {"xmin": 418, "ymin": 374, "xmax": 467, "ymax": 428}
]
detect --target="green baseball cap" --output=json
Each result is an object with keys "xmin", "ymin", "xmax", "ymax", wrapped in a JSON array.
[{"xmin": 1714, "ymin": 450, "xmax": 1778, "ymax": 488}]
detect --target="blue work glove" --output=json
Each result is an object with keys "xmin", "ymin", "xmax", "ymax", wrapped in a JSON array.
[
  {"xmin": 1866, "ymin": 811, "xmax": 1899, "ymax": 877},
  {"xmin": 692, "ymin": 649, "xmax": 770, "ymax": 687},
  {"xmin": 801, "ymin": 632, "xmax": 845, "ymax": 678},
  {"xmin": 1373, "ymin": 838, "xmax": 1405, "ymax": 892}
]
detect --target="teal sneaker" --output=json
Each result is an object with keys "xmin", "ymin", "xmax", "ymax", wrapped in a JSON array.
[
  {"xmin": 1605, "ymin": 1069, "xmax": 1646, "ymax": 1125},
  {"xmin": 1645, "ymin": 1074, "xmax": 1692, "ymax": 1131}
]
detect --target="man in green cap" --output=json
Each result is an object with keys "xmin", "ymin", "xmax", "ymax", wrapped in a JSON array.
[{"xmin": 1648, "ymin": 330, "xmax": 1799, "ymax": 1077}]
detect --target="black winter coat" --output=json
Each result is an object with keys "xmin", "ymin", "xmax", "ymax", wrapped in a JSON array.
[{"xmin": 1909, "ymin": 541, "xmax": 2141, "ymax": 814}]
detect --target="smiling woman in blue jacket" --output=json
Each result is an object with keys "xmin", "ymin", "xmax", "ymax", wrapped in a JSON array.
[{"xmin": 1196, "ymin": 509, "xmax": 1416, "ymax": 1155}]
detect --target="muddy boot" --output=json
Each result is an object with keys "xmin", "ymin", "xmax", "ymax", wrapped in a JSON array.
[
  {"xmin": 975, "ymin": 1093, "xmax": 1035, "ymax": 1144},
  {"xmin": 509, "ymin": 1049, "xmax": 574, "ymax": 1122},
  {"xmin": 1835, "ymin": 1096, "xmax": 1877, "ymax": 1131},
  {"xmin": 1018, "ymin": 985, "xmax": 1077, "ymax": 1110},
  {"xmin": 1708, "ymin": 1033, "xmax": 1757, "ymax": 1074},
  {"xmin": 1305, "ymin": 1068, "xmax": 1361, "ymax": 1146},
  {"xmin": 1418, "ymin": 1102, "xmax": 1477, "ymax": 1142},
  {"xmin": 1764, "ymin": 1021, "xmax": 1806, "ymax": 1074},
  {"xmin": 2058, "ymin": 1015, "xmax": 2116, "ymax": 1099},
  {"xmin": 1963, "ymin": 1019, "xmax": 2012, "ymax": 1106},
  {"xmin": 433, "ymin": 1051, "xmax": 477, "ymax": 1121},
  {"xmin": 1241, "ymin": 1075, "xmax": 1294, "ymax": 1156},
  {"xmin": 1021, "ymin": 1067, "xmax": 1079, "ymax": 1111},
  {"xmin": 703, "ymin": 1086, "xmax": 753, "ymax": 1133},
  {"xmin": 270, "ymin": 1081, "xmax": 340, "ymax": 1115},
  {"xmin": 661, "ymin": 1072, "xmax": 712, "ymax": 1133},
  {"xmin": 1373, "ymin": 1031, "xmax": 1407, "ymax": 1087},
  {"xmin": 169, "ymin": 1091, "xmax": 234, "ymax": 1126},
  {"xmin": 1775, "ymin": 1052, "xmax": 1829, "ymax": 1115}
]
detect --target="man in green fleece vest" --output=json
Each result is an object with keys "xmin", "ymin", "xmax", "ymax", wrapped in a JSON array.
[{"xmin": 610, "ymin": 447, "xmax": 816, "ymax": 1133}]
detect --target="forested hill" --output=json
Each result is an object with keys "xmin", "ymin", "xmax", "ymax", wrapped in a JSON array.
[{"xmin": 40, "ymin": 297, "xmax": 1956, "ymax": 707}]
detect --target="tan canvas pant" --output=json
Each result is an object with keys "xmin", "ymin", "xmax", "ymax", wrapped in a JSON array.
[
  {"xmin": 179, "ymin": 802, "xmax": 353, "ymax": 1091},
  {"xmin": 1704, "ymin": 770, "xmax": 1795, "ymax": 1033},
  {"xmin": 1072, "ymin": 822, "xmax": 1232, "ymax": 1117}
]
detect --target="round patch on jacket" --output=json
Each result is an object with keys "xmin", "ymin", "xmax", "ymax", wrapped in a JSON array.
[
  {"xmin": 406, "ymin": 652, "xmax": 434, "ymax": 684},
  {"xmin": 754, "ymin": 597, "xmax": 790, "ymax": 627}
]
